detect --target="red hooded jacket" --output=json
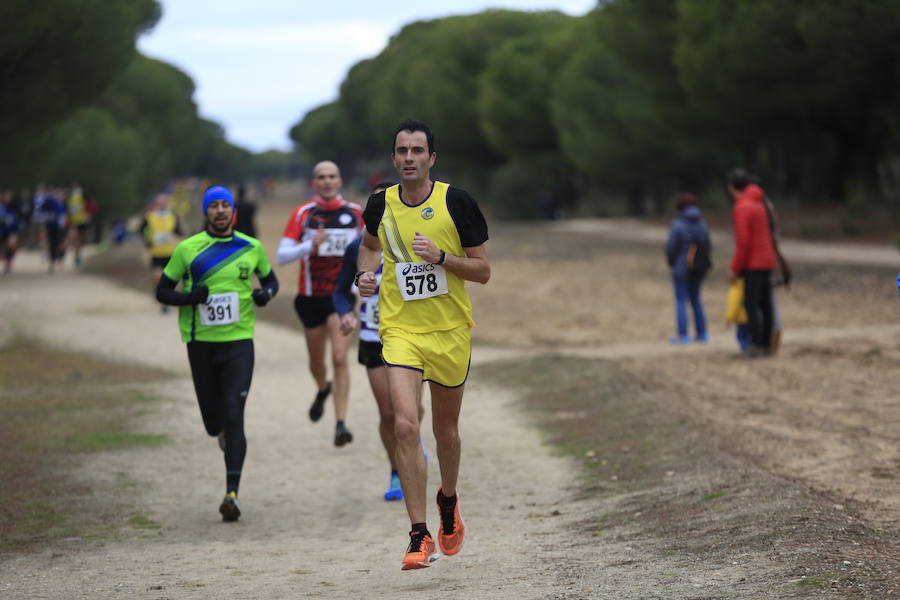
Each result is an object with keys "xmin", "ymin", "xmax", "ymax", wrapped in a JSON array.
[{"xmin": 730, "ymin": 184, "xmax": 776, "ymax": 274}]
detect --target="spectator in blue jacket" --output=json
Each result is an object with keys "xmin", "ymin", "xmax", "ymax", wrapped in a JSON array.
[{"xmin": 665, "ymin": 193, "xmax": 711, "ymax": 344}]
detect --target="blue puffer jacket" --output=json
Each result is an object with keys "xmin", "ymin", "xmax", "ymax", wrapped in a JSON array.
[{"xmin": 665, "ymin": 205, "xmax": 711, "ymax": 278}]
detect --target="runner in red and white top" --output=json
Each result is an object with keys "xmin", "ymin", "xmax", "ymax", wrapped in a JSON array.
[{"xmin": 277, "ymin": 161, "xmax": 363, "ymax": 447}]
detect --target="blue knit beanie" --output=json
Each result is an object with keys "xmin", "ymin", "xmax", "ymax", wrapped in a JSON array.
[{"xmin": 202, "ymin": 186, "xmax": 234, "ymax": 214}]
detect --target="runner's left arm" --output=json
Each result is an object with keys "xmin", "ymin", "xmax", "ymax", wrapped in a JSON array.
[
  {"xmin": 251, "ymin": 270, "xmax": 279, "ymax": 307},
  {"xmin": 251, "ymin": 243, "xmax": 279, "ymax": 307},
  {"xmin": 445, "ymin": 244, "xmax": 491, "ymax": 284},
  {"xmin": 411, "ymin": 187, "xmax": 491, "ymax": 284},
  {"xmin": 412, "ymin": 235, "xmax": 490, "ymax": 284}
]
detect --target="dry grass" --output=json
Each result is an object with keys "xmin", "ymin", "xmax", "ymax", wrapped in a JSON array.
[{"xmin": 0, "ymin": 339, "xmax": 169, "ymax": 552}]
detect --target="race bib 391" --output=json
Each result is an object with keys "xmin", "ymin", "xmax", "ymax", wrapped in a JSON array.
[{"xmin": 199, "ymin": 292, "xmax": 239, "ymax": 326}]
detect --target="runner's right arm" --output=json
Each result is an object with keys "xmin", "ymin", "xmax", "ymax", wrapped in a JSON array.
[
  {"xmin": 156, "ymin": 275, "xmax": 208, "ymax": 305},
  {"xmin": 276, "ymin": 204, "xmax": 327, "ymax": 265},
  {"xmin": 155, "ymin": 240, "xmax": 208, "ymax": 305},
  {"xmin": 276, "ymin": 236, "xmax": 313, "ymax": 265},
  {"xmin": 356, "ymin": 231, "xmax": 381, "ymax": 298}
]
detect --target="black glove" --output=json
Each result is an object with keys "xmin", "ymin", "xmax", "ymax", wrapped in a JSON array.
[
  {"xmin": 189, "ymin": 284, "xmax": 209, "ymax": 305},
  {"xmin": 252, "ymin": 288, "xmax": 271, "ymax": 307}
]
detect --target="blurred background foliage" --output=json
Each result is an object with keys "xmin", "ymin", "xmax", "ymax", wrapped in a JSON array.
[
  {"xmin": 4, "ymin": 0, "xmax": 900, "ymax": 223},
  {"xmin": 0, "ymin": 0, "xmax": 301, "ymax": 222},
  {"xmin": 292, "ymin": 1, "xmax": 900, "ymax": 219}
]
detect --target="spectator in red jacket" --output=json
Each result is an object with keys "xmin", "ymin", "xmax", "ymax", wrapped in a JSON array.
[{"xmin": 728, "ymin": 168, "xmax": 777, "ymax": 357}]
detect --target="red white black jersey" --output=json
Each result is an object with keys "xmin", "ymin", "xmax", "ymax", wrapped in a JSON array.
[{"xmin": 282, "ymin": 195, "xmax": 364, "ymax": 296}]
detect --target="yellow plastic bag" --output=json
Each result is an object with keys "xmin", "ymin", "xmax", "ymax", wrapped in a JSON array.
[{"xmin": 726, "ymin": 277, "xmax": 749, "ymax": 325}]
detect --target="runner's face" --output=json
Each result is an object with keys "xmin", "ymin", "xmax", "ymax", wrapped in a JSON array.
[
  {"xmin": 392, "ymin": 131, "xmax": 434, "ymax": 184},
  {"xmin": 206, "ymin": 199, "xmax": 233, "ymax": 234},
  {"xmin": 313, "ymin": 166, "xmax": 342, "ymax": 200}
]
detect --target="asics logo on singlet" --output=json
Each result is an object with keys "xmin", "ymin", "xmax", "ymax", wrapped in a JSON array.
[{"xmin": 402, "ymin": 263, "xmax": 436, "ymax": 276}]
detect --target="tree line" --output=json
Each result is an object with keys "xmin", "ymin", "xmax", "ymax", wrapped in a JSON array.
[
  {"xmin": 1, "ymin": 0, "xmax": 299, "ymax": 223},
  {"xmin": 6, "ymin": 1, "xmax": 898, "ymax": 223},
  {"xmin": 290, "ymin": 1, "xmax": 900, "ymax": 219}
]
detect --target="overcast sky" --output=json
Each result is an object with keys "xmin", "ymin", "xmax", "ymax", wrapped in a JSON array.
[{"xmin": 137, "ymin": 1, "xmax": 596, "ymax": 153}]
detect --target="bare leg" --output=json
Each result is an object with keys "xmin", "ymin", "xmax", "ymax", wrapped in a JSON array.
[
  {"xmin": 389, "ymin": 367, "xmax": 427, "ymax": 524},
  {"xmin": 303, "ymin": 324, "xmax": 328, "ymax": 391},
  {"xmin": 429, "ymin": 382, "xmax": 464, "ymax": 498},
  {"xmin": 326, "ymin": 312, "xmax": 352, "ymax": 421},
  {"xmin": 368, "ymin": 366, "xmax": 396, "ymax": 469}
]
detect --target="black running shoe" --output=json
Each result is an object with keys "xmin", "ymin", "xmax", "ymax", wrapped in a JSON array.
[
  {"xmin": 334, "ymin": 422, "xmax": 353, "ymax": 447},
  {"xmin": 219, "ymin": 492, "xmax": 241, "ymax": 522},
  {"xmin": 309, "ymin": 381, "xmax": 332, "ymax": 422}
]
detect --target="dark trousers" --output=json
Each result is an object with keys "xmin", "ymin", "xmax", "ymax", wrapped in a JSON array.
[
  {"xmin": 45, "ymin": 223, "xmax": 64, "ymax": 260},
  {"xmin": 742, "ymin": 270, "xmax": 773, "ymax": 349},
  {"xmin": 187, "ymin": 339, "xmax": 254, "ymax": 490}
]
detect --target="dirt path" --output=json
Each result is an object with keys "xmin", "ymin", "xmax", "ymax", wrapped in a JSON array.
[
  {"xmin": 3, "ymin": 207, "xmax": 900, "ymax": 599},
  {"xmin": 0, "ymin": 250, "xmax": 586, "ymax": 599}
]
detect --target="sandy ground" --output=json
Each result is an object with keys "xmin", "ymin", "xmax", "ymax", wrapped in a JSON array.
[
  {"xmin": 2, "ymin": 197, "xmax": 900, "ymax": 598},
  {"xmin": 0, "ymin": 249, "xmax": 589, "ymax": 599}
]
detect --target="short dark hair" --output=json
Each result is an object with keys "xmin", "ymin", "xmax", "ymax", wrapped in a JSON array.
[
  {"xmin": 371, "ymin": 180, "xmax": 395, "ymax": 193},
  {"xmin": 728, "ymin": 167, "xmax": 753, "ymax": 191},
  {"xmin": 393, "ymin": 119, "xmax": 434, "ymax": 154}
]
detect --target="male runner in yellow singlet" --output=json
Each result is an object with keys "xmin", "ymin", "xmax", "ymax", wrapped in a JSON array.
[{"xmin": 357, "ymin": 120, "xmax": 490, "ymax": 570}]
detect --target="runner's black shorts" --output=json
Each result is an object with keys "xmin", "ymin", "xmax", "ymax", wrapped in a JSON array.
[
  {"xmin": 358, "ymin": 340, "xmax": 386, "ymax": 369},
  {"xmin": 150, "ymin": 256, "xmax": 170, "ymax": 269},
  {"xmin": 294, "ymin": 294, "xmax": 335, "ymax": 328}
]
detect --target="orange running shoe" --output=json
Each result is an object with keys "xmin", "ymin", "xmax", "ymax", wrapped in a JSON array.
[
  {"xmin": 401, "ymin": 530, "xmax": 440, "ymax": 570},
  {"xmin": 436, "ymin": 488, "xmax": 465, "ymax": 555}
]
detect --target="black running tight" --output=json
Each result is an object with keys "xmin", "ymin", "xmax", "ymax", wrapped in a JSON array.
[{"xmin": 186, "ymin": 339, "xmax": 254, "ymax": 493}]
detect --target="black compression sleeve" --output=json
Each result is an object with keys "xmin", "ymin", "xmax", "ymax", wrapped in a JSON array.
[
  {"xmin": 156, "ymin": 274, "xmax": 197, "ymax": 306},
  {"xmin": 258, "ymin": 269, "xmax": 279, "ymax": 299}
]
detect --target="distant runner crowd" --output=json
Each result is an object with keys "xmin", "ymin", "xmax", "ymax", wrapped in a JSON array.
[{"xmin": 0, "ymin": 183, "xmax": 99, "ymax": 274}]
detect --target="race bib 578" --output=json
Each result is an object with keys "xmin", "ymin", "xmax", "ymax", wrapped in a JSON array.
[{"xmin": 394, "ymin": 262, "xmax": 448, "ymax": 301}]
